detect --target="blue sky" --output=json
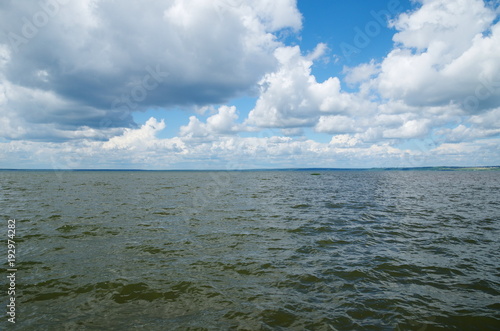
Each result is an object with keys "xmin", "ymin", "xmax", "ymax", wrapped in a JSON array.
[{"xmin": 0, "ymin": 0, "xmax": 499, "ymax": 169}]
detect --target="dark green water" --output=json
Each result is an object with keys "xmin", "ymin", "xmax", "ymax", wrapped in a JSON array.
[{"xmin": 1, "ymin": 170, "xmax": 499, "ymax": 330}]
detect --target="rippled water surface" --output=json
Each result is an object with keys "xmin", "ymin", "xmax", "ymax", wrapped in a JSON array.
[{"xmin": 1, "ymin": 170, "xmax": 499, "ymax": 330}]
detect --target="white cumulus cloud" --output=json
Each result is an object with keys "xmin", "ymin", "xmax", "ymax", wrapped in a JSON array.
[{"xmin": 247, "ymin": 44, "xmax": 372, "ymax": 128}]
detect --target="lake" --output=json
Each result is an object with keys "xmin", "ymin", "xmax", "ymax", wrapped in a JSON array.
[{"xmin": 1, "ymin": 170, "xmax": 499, "ymax": 330}]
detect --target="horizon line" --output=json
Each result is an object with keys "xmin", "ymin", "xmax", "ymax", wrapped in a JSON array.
[{"xmin": 1, "ymin": 166, "xmax": 499, "ymax": 172}]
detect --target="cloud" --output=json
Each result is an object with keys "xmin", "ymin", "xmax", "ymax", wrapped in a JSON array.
[
  {"xmin": 315, "ymin": 115, "xmax": 358, "ymax": 134},
  {"xmin": 343, "ymin": 60, "xmax": 380, "ymax": 86},
  {"xmin": 329, "ymin": 134, "xmax": 361, "ymax": 148},
  {"xmin": 0, "ymin": 0, "xmax": 499, "ymax": 169},
  {"xmin": 0, "ymin": 0, "xmax": 302, "ymax": 140},
  {"xmin": 437, "ymin": 107, "xmax": 500, "ymax": 142},
  {"xmin": 332, "ymin": 0, "xmax": 500, "ymax": 154},
  {"xmin": 431, "ymin": 139, "xmax": 499, "ymax": 165},
  {"xmin": 469, "ymin": 107, "xmax": 500, "ymax": 129},
  {"xmin": 247, "ymin": 44, "xmax": 372, "ymax": 128},
  {"xmin": 104, "ymin": 117, "xmax": 166, "ymax": 150},
  {"xmin": 1, "ymin": 114, "xmax": 499, "ymax": 169},
  {"xmin": 367, "ymin": 0, "xmax": 500, "ymax": 111},
  {"xmin": 0, "ymin": 123, "xmax": 421, "ymax": 169},
  {"xmin": 179, "ymin": 105, "xmax": 243, "ymax": 139},
  {"xmin": 382, "ymin": 119, "xmax": 431, "ymax": 139}
]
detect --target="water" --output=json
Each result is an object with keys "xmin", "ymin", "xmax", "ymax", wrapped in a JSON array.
[{"xmin": 1, "ymin": 170, "xmax": 499, "ymax": 330}]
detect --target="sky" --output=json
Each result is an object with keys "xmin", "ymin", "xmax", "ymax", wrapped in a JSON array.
[{"xmin": 0, "ymin": 0, "xmax": 499, "ymax": 170}]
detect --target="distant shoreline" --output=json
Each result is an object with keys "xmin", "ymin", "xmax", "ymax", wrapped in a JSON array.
[{"xmin": 1, "ymin": 166, "xmax": 499, "ymax": 172}]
